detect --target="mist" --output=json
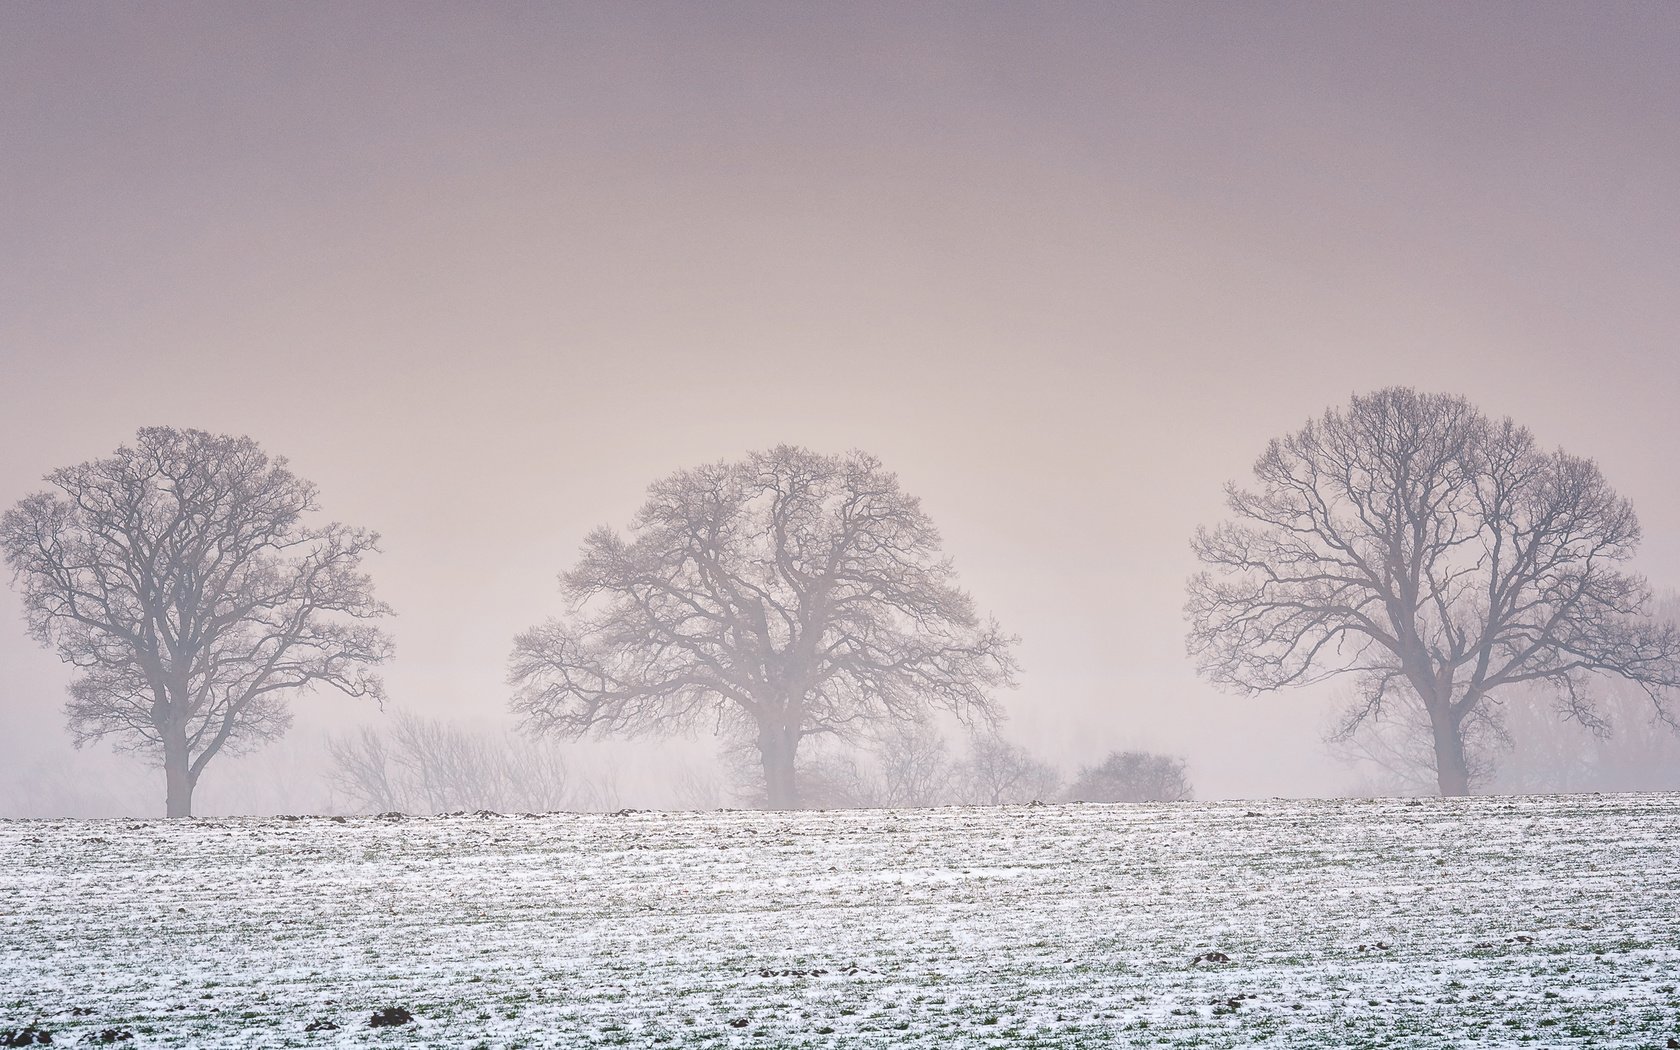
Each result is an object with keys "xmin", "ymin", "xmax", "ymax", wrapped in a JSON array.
[{"xmin": 5, "ymin": 3, "xmax": 1680, "ymax": 816}]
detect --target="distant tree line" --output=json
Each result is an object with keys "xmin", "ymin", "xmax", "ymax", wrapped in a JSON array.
[
  {"xmin": 325, "ymin": 712, "xmax": 615, "ymax": 814},
  {"xmin": 323, "ymin": 710, "xmax": 1193, "ymax": 813},
  {"xmin": 5, "ymin": 386, "xmax": 1679, "ymax": 814}
]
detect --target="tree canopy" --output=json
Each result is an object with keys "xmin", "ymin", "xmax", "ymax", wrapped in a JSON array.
[
  {"xmin": 1, "ymin": 427, "xmax": 392, "ymax": 816},
  {"xmin": 509, "ymin": 446, "xmax": 1017, "ymax": 808},
  {"xmin": 1186, "ymin": 387, "xmax": 1680, "ymax": 795}
]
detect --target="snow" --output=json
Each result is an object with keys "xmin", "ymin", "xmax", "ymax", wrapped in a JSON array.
[{"xmin": 3, "ymin": 794, "xmax": 1678, "ymax": 1047}]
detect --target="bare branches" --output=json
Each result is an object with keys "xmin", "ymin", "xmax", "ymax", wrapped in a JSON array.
[
  {"xmin": 326, "ymin": 713, "xmax": 577, "ymax": 814},
  {"xmin": 509, "ymin": 446, "xmax": 1018, "ymax": 807},
  {"xmin": 953, "ymin": 733, "xmax": 1062, "ymax": 806},
  {"xmin": 1, "ymin": 427, "xmax": 392, "ymax": 815},
  {"xmin": 1186, "ymin": 387, "xmax": 1680, "ymax": 795},
  {"xmin": 1066, "ymin": 751, "xmax": 1194, "ymax": 803}
]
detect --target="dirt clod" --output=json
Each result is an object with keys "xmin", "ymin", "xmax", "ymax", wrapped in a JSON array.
[{"xmin": 369, "ymin": 1007, "xmax": 412, "ymax": 1028}]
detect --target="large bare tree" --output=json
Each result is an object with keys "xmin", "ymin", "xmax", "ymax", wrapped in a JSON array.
[
  {"xmin": 1, "ymin": 427, "xmax": 392, "ymax": 816},
  {"xmin": 508, "ymin": 446, "xmax": 1017, "ymax": 809},
  {"xmin": 1187, "ymin": 388, "xmax": 1680, "ymax": 795}
]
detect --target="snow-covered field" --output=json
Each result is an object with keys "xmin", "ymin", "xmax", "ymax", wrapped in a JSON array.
[{"xmin": 3, "ymin": 794, "xmax": 1678, "ymax": 1048}]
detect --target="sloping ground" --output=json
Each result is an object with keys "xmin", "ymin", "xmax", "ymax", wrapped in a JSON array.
[{"xmin": 2, "ymin": 795, "xmax": 1677, "ymax": 1048}]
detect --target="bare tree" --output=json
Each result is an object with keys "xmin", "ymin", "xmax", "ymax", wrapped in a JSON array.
[
  {"xmin": 326, "ymin": 712, "xmax": 577, "ymax": 813},
  {"xmin": 1327, "ymin": 688, "xmax": 1508, "ymax": 795},
  {"xmin": 1490, "ymin": 677, "xmax": 1680, "ymax": 793},
  {"xmin": 386, "ymin": 714, "xmax": 505, "ymax": 813},
  {"xmin": 499, "ymin": 731, "xmax": 577, "ymax": 812},
  {"xmin": 509, "ymin": 446, "xmax": 1017, "ymax": 809},
  {"xmin": 1187, "ymin": 388, "xmax": 1680, "ymax": 796},
  {"xmin": 953, "ymin": 733, "xmax": 1062, "ymax": 806},
  {"xmin": 872, "ymin": 719, "xmax": 955, "ymax": 808},
  {"xmin": 325, "ymin": 725, "xmax": 406, "ymax": 812},
  {"xmin": 1333, "ymin": 595, "xmax": 1680, "ymax": 795},
  {"xmin": 569, "ymin": 766, "xmax": 622, "ymax": 813},
  {"xmin": 671, "ymin": 761, "xmax": 727, "ymax": 811},
  {"xmin": 1066, "ymin": 750, "xmax": 1193, "ymax": 803},
  {"xmin": 1334, "ymin": 645, "xmax": 1680, "ymax": 796},
  {"xmin": 709, "ymin": 717, "xmax": 957, "ymax": 810},
  {"xmin": 793, "ymin": 748, "xmax": 884, "ymax": 809},
  {"xmin": 798, "ymin": 719, "xmax": 955, "ymax": 809},
  {"xmin": 1, "ymin": 427, "xmax": 391, "ymax": 817}
]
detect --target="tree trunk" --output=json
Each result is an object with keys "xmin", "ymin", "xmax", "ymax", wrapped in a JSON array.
[
  {"xmin": 758, "ymin": 724, "xmax": 801, "ymax": 810},
  {"xmin": 1429, "ymin": 707, "xmax": 1471, "ymax": 797},
  {"xmin": 163, "ymin": 723, "xmax": 195, "ymax": 818}
]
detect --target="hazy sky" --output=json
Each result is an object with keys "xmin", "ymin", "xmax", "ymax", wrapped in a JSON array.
[{"xmin": 3, "ymin": 2, "xmax": 1678, "ymax": 810}]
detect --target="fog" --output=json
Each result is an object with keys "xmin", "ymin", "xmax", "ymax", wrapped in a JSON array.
[{"xmin": 4, "ymin": 3, "xmax": 1679, "ymax": 815}]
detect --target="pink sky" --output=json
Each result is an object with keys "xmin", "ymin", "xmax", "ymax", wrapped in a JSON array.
[{"xmin": 3, "ymin": 3, "xmax": 1678, "ymax": 809}]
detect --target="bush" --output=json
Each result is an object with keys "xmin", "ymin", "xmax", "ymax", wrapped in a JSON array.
[{"xmin": 1066, "ymin": 750, "xmax": 1192, "ymax": 802}]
